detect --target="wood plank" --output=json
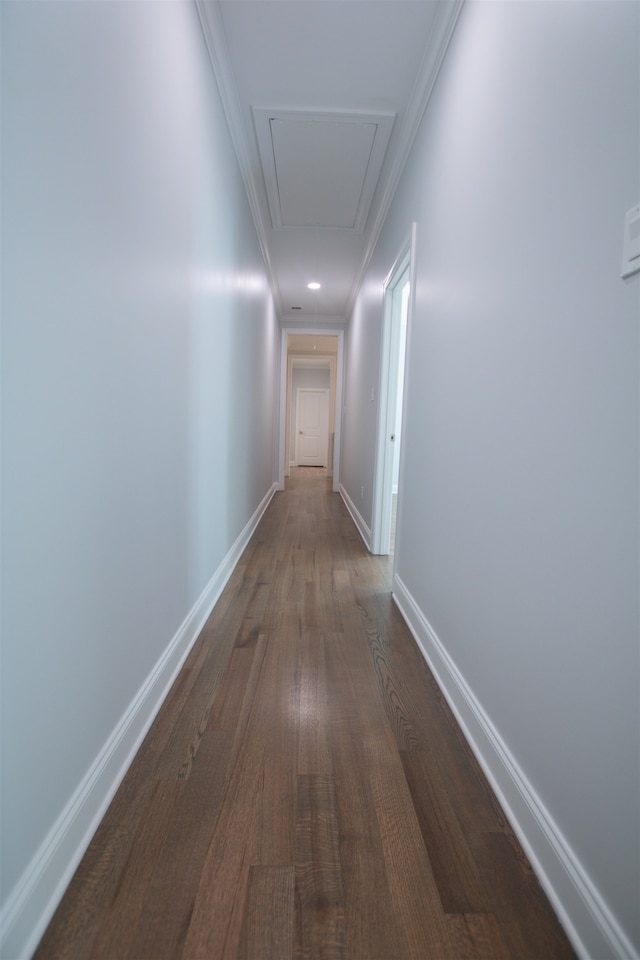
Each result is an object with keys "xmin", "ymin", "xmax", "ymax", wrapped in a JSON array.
[
  {"xmin": 86, "ymin": 779, "xmax": 188, "ymax": 959},
  {"xmin": 295, "ymin": 774, "xmax": 346, "ymax": 960},
  {"xmin": 446, "ymin": 912, "xmax": 512, "ymax": 960},
  {"xmin": 251, "ymin": 624, "xmax": 298, "ymax": 866},
  {"xmin": 182, "ymin": 623, "xmax": 298, "ymax": 958},
  {"xmin": 180, "ymin": 751, "xmax": 263, "ymax": 960},
  {"xmin": 468, "ymin": 830, "xmax": 577, "ymax": 960},
  {"xmin": 400, "ymin": 747, "xmax": 487, "ymax": 914},
  {"xmin": 92, "ymin": 731, "xmax": 232, "ymax": 959},
  {"xmin": 238, "ymin": 866, "xmax": 295, "ymax": 960},
  {"xmin": 325, "ymin": 633, "xmax": 411, "ymax": 960},
  {"xmin": 295, "ymin": 628, "xmax": 332, "ymax": 776},
  {"xmin": 207, "ymin": 645, "xmax": 258, "ymax": 732},
  {"xmin": 153, "ymin": 578, "xmax": 257, "ymax": 780},
  {"xmin": 351, "ymin": 568, "xmax": 508, "ymax": 836},
  {"xmin": 32, "ymin": 825, "xmax": 132, "ymax": 960},
  {"xmin": 364, "ymin": 740, "xmax": 458, "ymax": 960}
]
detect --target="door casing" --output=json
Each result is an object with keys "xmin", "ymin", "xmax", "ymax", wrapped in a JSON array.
[
  {"xmin": 371, "ymin": 224, "xmax": 417, "ymax": 557},
  {"xmin": 278, "ymin": 328, "xmax": 345, "ymax": 492}
]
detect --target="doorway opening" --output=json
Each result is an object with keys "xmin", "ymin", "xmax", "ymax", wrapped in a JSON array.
[
  {"xmin": 278, "ymin": 330, "xmax": 344, "ymax": 492},
  {"xmin": 371, "ymin": 226, "xmax": 415, "ymax": 556}
]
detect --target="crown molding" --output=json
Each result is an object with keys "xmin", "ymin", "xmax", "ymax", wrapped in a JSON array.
[
  {"xmin": 194, "ymin": 0, "xmax": 285, "ymax": 316},
  {"xmin": 343, "ymin": 0, "xmax": 465, "ymax": 321},
  {"xmin": 195, "ymin": 0, "xmax": 465, "ymax": 326}
]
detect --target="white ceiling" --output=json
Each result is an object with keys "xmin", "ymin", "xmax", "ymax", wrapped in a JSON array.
[{"xmin": 196, "ymin": 1, "xmax": 463, "ymax": 325}]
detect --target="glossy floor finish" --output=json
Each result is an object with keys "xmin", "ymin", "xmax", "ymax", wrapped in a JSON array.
[{"xmin": 34, "ymin": 470, "xmax": 576, "ymax": 960}]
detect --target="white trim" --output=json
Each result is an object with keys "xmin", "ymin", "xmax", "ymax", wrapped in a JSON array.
[
  {"xmin": 339, "ymin": 484, "xmax": 371, "ymax": 551},
  {"xmin": 342, "ymin": 0, "xmax": 465, "ymax": 321},
  {"xmin": 371, "ymin": 225, "xmax": 415, "ymax": 556},
  {"xmin": 194, "ymin": 1, "xmax": 280, "ymax": 308},
  {"xmin": 195, "ymin": 0, "xmax": 464, "ymax": 323},
  {"xmin": 0, "ymin": 483, "xmax": 278, "ymax": 960},
  {"xmin": 391, "ymin": 573, "xmax": 639, "ymax": 960}
]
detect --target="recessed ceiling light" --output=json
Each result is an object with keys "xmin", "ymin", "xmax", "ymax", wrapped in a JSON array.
[{"xmin": 307, "ymin": 282, "xmax": 321, "ymax": 290}]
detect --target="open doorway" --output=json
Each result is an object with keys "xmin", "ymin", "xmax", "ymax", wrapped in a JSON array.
[
  {"xmin": 371, "ymin": 226, "xmax": 415, "ymax": 556},
  {"xmin": 278, "ymin": 330, "xmax": 344, "ymax": 492}
]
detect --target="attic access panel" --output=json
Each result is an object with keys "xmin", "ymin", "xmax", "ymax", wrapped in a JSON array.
[{"xmin": 253, "ymin": 109, "xmax": 394, "ymax": 232}]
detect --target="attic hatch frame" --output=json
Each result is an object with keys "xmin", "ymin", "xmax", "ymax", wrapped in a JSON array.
[{"xmin": 253, "ymin": 108, "xmax": 395, "ymax": 232}]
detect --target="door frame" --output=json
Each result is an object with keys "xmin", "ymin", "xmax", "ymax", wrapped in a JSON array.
[
  {"xmin": 371, "ymin": 224, "xmax": 417, "ymax": 556},
  {"xmin": 287, "ymin": 357, "xmax": 334, "ymax": 473},
  {"xmin": 295, "ymin": 388, "xmax": 330, "ymax": 466},
  {"xmin": 278, "ymin": 327, "xmax": 345, "ymax": 492}
]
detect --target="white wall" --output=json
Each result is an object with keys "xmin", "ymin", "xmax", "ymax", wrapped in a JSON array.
[
  {"xmin": 0, "ymin": 3, "xmax": 278, "ymax": 955},
  {"xmin": 343, "ymin": 3, "xmax": 639, "ymax": 958}
]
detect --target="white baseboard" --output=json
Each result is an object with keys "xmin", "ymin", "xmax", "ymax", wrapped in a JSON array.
[
  {"xmin": 392, "ymin": 573, "xmax": 638, "ymax": 960},
  {"xmin": 0, "ymin": 483, "xmax": 278, "ymax": 960},
  {"xmin": 338, "ymin": 484, "xmax": 371, "ymax": 550}
]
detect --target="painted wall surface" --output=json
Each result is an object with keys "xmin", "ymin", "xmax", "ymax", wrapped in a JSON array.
[
  {"xmin": 1, "ymin": 0, "xmax": 277, "ymax": 933},
  {"xmin": 343, "ymin": 1, "xmax": 639, "ymax": 955}
]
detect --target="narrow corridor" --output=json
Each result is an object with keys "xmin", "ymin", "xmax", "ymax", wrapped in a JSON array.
[{"xmin": 35, "ymin": 470, "xmax": 576, "ymax": 960}]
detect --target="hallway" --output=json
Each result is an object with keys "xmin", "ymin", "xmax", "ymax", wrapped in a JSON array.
[{"xmin": 34, "ymin": 471, "xmax": 575, "ymax": 960}]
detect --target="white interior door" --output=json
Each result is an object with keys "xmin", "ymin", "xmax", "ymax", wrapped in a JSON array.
[{"xmin": 296, "ymin": 389, "xmax": 329, "ymax": 466}]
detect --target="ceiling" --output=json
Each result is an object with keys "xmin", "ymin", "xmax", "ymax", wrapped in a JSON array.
[{"xmin": 196, "ymin": 1, "xmax": 463, "ymax": 325}]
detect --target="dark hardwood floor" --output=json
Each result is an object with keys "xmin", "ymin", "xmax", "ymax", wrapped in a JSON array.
[{"xmin": 34, "ymin": 469, "xmax": 576, "ymax": 959}]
